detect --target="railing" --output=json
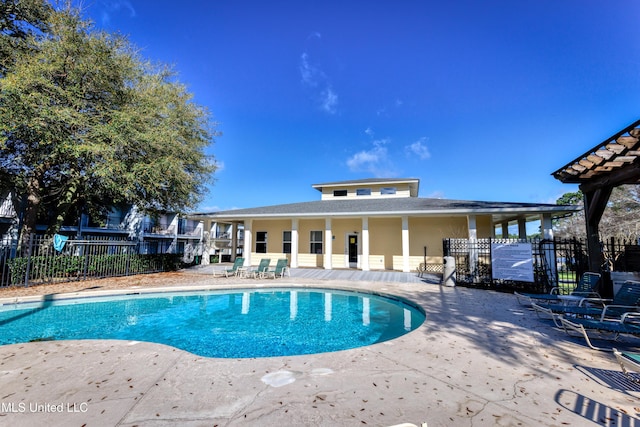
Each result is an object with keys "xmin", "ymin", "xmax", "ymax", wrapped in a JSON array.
[
  {"xmin": 0, "ymin": 234, "xmax": 190, "ymax": 288},
  {"xmin": 177, "ymin": 225, "xmax": 201, "ymax": 237},
  {"xmin": 142, "ymin": 224, "xmax": 174, "ymax": 235},
  {"xmin": 443, "ymin": 237, "xmax": 590, "ymax": 293}
]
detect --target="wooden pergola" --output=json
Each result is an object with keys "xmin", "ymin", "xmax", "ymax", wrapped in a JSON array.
[{"xmin": 552, "ymin": 118, "xmax": 640, "ymax": 272}]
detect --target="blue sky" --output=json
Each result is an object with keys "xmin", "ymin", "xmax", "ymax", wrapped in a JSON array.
[{"xmin": 80, "ymin": 0, "xmax": 640, "ymax": 212}]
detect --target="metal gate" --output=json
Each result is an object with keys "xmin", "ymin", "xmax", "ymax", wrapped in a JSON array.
[{"xmin": 443, "ymin": 237, "xmax": 589, "ymax": 293}]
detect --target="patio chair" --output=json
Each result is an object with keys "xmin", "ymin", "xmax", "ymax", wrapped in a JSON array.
[
  {"xmin": 559, "ymin": 315, "xmax": 640, "ymax": 351},
  {"xmin": 212, "ymin": 257, "xmax": 245, "ymax": 277},
  {"xmin": 613, "ymin": 348, "xmax": 640, "ymax": 383},
  {"xmin": 247, "ymin": 258, "xmax": 271, "ymax": 278},
  {"xmin": 261, "ymin": 258, "xmax": 289, "ymax": 279},
  {"xmin": 531, "ymin": 280, "xmax": 640, "ymax": 327},
  {"xmin": 514, "ymin": 272, "xmax": 601, "ymax": 305}
]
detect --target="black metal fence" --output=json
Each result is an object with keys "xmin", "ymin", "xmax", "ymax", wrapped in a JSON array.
[
  {"xmin": 0, "ymin": 234, "xmax": 195, "ymax": 288},
  {"xmin": 442, "ymin": 237, "xmax": 595, "ymax": 293},
  {"xmin": 443, "ymin": 236, "xmax": 640, "ymax": 293}
]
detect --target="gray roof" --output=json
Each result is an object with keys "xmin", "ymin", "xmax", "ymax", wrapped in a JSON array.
[{"xmin": 192, "ymin": 197, "xmax": 579, "ymax": 222}]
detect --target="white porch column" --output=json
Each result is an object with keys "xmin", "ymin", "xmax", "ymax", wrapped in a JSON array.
[
  {"xmin": 501, "ymin": 222, "xmax": 509, "ymax": 239},
  {"xmin": 467, "ymin": 215, "xmax": 478, "ymax": 277},
  {"xmin": 467, "ymin": 215, "xmax": 478, "ymax": 240},
  {"xmin": 518, "ymin": 217, "xmax": 527, "ymax": 239},
  {"xmin": 324, "ymin": 218, "xmax": 332, "ymax": 270},
  {"xmin": 212, "ymin": 222, "xmax": 222, "ymax": 264},
  {"xmin": 291, "ymin": 219, "xmax": 299, "ymax": 268},
  {"xmin": 199, "ymin": 221, "xmax": 209, "ymax": 265},
  {"xmin": 362, "ymin": 217, "xmax": 370, "ymax": 271},
  {"xmin": 541, "ymin": 213, "xmax": 557, "ymax": 283},
  {"xmin": 243, "ymin": 220, "xmax": 252, "ymax": 267},
  {"xmin": 402, "ymin": 216, "xmax": 410, "ymax": 273},
  {"xmin": 231, "ymin": 222, "xmax": 238, "ymax": 262},
  {"xmin": 541, "ymin": 214, "xmax": 554, "ymax": 239}
]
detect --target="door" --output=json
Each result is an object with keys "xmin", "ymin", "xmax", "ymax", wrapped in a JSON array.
[{"xmin": 348, "ymin": 234, "xmax": 358, "ymax": 266}]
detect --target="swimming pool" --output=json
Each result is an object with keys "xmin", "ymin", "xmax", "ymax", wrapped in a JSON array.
[{"xmin": 0, "ymin": 287, "xmax": 425, "ymax": 358}]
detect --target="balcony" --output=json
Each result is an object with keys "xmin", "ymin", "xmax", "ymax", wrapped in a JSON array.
[
  {"xmin": 142, "ymin": 223, "xmax": 175, "ymax": 238},
  {"xmin": 0, "ymin": 198, "xmax": 15, "ymax": 220},
  {"xmin": 177, "ymin": 224, "xmax": 202, "ymax": 238}
]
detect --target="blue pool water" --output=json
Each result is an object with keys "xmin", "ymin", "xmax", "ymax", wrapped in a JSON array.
[{"xmin": 0, "ymin": 287, "xmax": 425, "ymax": 358}]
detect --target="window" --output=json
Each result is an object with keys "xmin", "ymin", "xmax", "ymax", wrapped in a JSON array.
[
  {"xmin": 333, "ymin": 189, "xmax": 347, "ymax": 197},
  {"xmin": 356, "ymin": 188, "xmax": 371, "ymax": 196},
  {"xmin": 381, "ymin": 187, "xmax": 397, "ymax": 195},
  {"xmin": 310, "ymin": 231, "xmax": 323, "ymax": 254},
  {"xmin": 283, "ymin": 231, "xmax": 291, "ymax": 254},
  {"xmin": 256, "ymin": 231, "xmax": 267, "ymax": 253}
]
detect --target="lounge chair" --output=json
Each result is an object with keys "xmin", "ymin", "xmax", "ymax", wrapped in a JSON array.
[
  {"xmin": 247, "ymin": 258, "xmax": 271, "ymax": 278},
  {"xmin": 531, "ymin": 280, "xmax": 640, "ymax": 327},
  {"xmin": 559, "ymin": 315, "xmax": 640, "ymax": 351},
  {"xmin": 613, "ymin": 348, "xmax": 640, "ymax": 383},
  {"xmin": 514, "ymin": 272, "xmax": 601, "ymax": 305},
  {"xmin": 212, "ymin": 257, "xmax": 245, "ymax": 277},
  {"xmin": 261, "ymin": 258, "xmax": 289, "ymax": 279}
]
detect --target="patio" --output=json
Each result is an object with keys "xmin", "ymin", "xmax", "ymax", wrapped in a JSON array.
[{"xmin": 0, "ymin": 266, "xmax": 639, "ymax": 426}]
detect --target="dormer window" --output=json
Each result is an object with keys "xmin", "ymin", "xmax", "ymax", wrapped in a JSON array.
[
  {"xmin": 381, "ymin": 187, "xmax": 396, "ymax": 195},
  {"xmin": 356, "ymin": 188, "xmax": 371, "ymax": 196},
  {"xmin": 333, "ymin": 190, "xmax": 348, "ymax": 197}
]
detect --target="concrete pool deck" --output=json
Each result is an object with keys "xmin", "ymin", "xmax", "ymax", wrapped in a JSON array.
[{"xmin": 1, "ymin": 266, "xmax": 639, "ymax": 426}]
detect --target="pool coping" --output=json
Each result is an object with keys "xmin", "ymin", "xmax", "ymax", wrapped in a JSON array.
[{"xmin": 0, "ymin": 272, "xmax": 638, "ymax": 426}]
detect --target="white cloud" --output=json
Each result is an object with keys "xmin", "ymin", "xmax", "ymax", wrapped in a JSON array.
[
  {"xmin": 299, "ymin": 51, "xmax": 338, "ymax": 114},
  {"xmin": 364, "ymin": 127, "xmax": 374, "ymax": 137},
  {"xmin": 321, "ymin": 87, "xmax": 338, "ymax": 114},
  {"xmin": 346, "ymin": 139, "xmax": 396, "ymax": 177},
  {"xmin": 406, "ymin": 137, "xmax": 431, "ymax": 160},
  {"xmin": 99, "ymin": 0, "xmax": 136, "ymax": 25},
  {"xmin": 426, "ymin": 190, "xmax": 445, "ymax": 199},
  {"xmin": 299, "ymin": 53, "xmax": 320, "ymax": 87}
]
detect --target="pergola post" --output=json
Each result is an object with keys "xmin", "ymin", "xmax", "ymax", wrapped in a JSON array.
[{"xmin": 582, "ymin": 187, "xmax": 613, "ymax": 272}]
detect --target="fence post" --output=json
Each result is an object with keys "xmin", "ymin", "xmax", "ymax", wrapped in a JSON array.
[
  {"xmin": 23, "ymin": 233, "xmax": 34, "ymax": 287},
  {"xmin": 125, "ymin": 245, "xmax": 132, "ymax": 276},
  {"xmin": 82, "ymin": 242, "xmax": 90, "ymax": 280}
]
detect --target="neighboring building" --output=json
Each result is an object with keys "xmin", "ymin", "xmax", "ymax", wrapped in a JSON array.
[
  {"xmin": 190, "ymin": 178, "xmax": 580, "ymax": 272},
  {"xmin": 0, "ymin": 196, "xmax": 203, "ymax": 255}
]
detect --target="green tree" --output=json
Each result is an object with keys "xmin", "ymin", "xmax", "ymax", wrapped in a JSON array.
[
  {"xmin": 0, "ymin": 0, "xmax": 52, "ymax": 76},
  {"xmin": 0, "ymin": 5, "xmax": 217, "ymax": 244},
  {"xmin": 555, "ymin": 187, "xmax": 640, "ymax": 241},
  {"xmin": 0, "ymin": 0, "xmax": 52, "ymax": 202},
  {"xmin": 556, "ymin": 191, "xmax": 583, "ymax": 206}
]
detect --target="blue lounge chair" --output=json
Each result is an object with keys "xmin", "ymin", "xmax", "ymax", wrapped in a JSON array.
[
  {"xmin": 247, "ymin": 258, "xmax": 271, "ymax": 278},
  {"xmin": 514, "ymin": 272, "xmax": 601, "ymax": 305},
  {"xmin": 212, "ymin": 257, "xmax": 245, "ymax": 277},
  {"xmin": 531, "ymin": 280, "xmax": 640, "ymax": 327},
  {"xmin": 261, "ymin": 258, "xmax": 289, "ymax": 279},
  {"xmin": 613, "ymin": 348, "xmax": 640, "ymax": 382},
  {"xmin": 559, "ymin": 315, "xmax": 640, "ymax": 351}
]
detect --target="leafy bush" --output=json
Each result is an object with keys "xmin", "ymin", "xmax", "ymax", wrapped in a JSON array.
[{"xmin": 7, "ymin": 253, "xmax": 182, "ymax": 286}]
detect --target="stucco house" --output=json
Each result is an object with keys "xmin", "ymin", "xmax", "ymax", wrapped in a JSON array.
[{"xmin": 191, "ymin": 178, "xmax": 579, "ymax": 272}]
